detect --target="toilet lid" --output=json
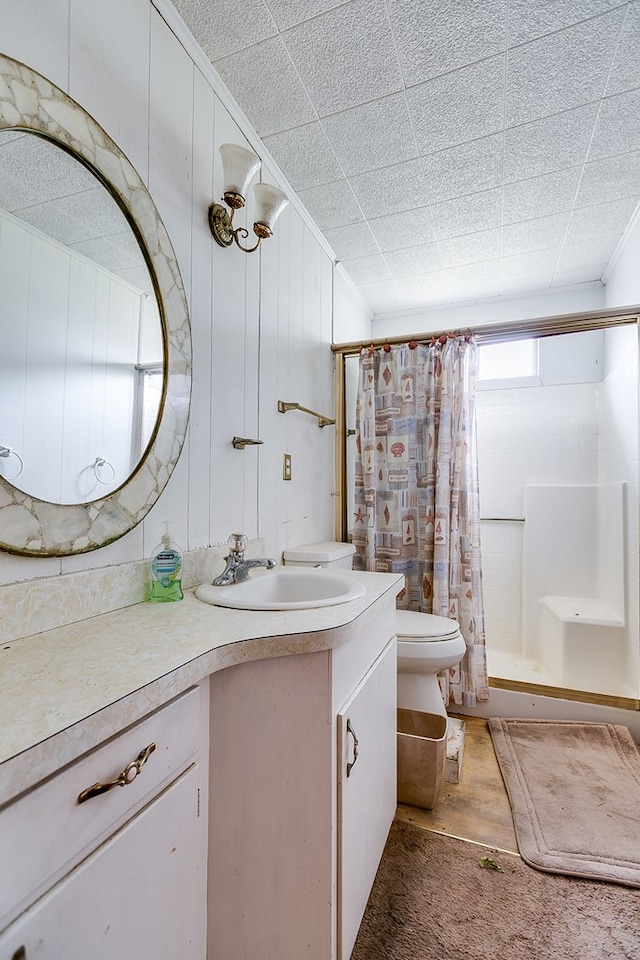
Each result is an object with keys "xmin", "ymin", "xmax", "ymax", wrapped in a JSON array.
[{"xmin": 396, "ymin": 609, "xmax": 462, "ymax": 642}]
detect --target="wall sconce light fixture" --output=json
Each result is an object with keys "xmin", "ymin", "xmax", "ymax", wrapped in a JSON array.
[{"xmin": 208, "ymin": 143, "xmax": 289, "ymax": 253}]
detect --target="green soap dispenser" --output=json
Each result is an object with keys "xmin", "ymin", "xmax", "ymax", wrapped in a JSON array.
[{"xmin": 149, "ymin": 522, "xmax": 184, "ymax": 602}]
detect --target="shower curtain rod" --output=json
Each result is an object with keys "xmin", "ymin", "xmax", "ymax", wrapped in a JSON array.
[{"xmin": 331, "ymin": 306, "xmax": 640, "ymax": 356}]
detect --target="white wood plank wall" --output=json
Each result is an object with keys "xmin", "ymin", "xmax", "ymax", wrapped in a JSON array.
[{"xmin": 0, "ymin": 0, "xmax": 372, "ymax": 588}]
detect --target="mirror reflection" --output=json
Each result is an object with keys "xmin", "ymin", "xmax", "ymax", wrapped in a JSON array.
[{"xmin": 0, "ymin": 131, "xmax": 163, "ymax": 505}]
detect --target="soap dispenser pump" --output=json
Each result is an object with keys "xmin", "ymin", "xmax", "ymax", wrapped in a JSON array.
[{"xmin": 149, "ymin": 521, "xmax": 184, "ymax": 602}]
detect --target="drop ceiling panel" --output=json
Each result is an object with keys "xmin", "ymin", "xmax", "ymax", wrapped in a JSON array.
[
  {"xmin": 323, "ymin": 221, "xmax": 380, "ymax": 260},
  {"xmin": 262, "ymin": 122, "xmax": 343, "ymax": 190},
  {"xmin": 367, "ymin": 207, "xmax": 438, "ymax": 252},
  {"xmin": 321, "ymin": 93, "xmax": 418, "ymax": 176},
  {"xmin": 215, "ymin": 37, "xmax": 315, "ymax": 136},
  {"xmin": 605, "ymin": 3, "xmax": 640, "ymax": 95},
  {"xmin": 349, "ymin": 158, "xmax": 431, "ymax": 219},
  {"xmin": 507, "ymin": 0, "xmax": 624, "ymax": 45},
  {"xmin": 341, "ymin": 253, "xmax": 392, "ymax": 284},
  {"xmin": 296, "ymin": 179, "xmax": 363, "ymax": 230},
  {"xmin": 173, "ymin": 0, "xmax": 640, "ymax": 316},
  {"xmin": 505, "ymin": 11, "xmax": 625, "ymax": 126},
  {"xmin": 501, "ymin": 213, "xmax": 571, "ymax": 257},
  {"xmin": 588, "ymin": 88, "xmax": 640, "ymax": 158},
  {"xmin": 171, "ymin": 0, "xmax": 277, "ymax": 60},
  {"xmin": 422, "ymin": 135, "xmax": 504, "ymax": 203},
  {"xmin": 281, "ymin": 0, "xmax": 404, "ymax": 116},
  {"xmin": 502, "ymin": 104, "xmax": 599, "ymax": 182},
  {"xmin": 406, "ymin": 56, "xmax": 505, "ymax": 153},
  {"xmin": 387, "ymin": 0, "xmax": 508, "ymax": 85}
]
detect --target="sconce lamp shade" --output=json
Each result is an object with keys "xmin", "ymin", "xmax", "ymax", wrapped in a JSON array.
[
  {"xmin": 253, "ymin": 183, "xmax": 289, "ymax": 233},
  {"xmin": 210, "ymin": 143, "xmax": 289, "ymax": 251},
  {"xmin": 220, "ymin": 142, "xmax": 260, "ymax": 200}
]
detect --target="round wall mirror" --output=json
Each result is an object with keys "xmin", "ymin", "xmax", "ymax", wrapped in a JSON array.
[{"xmin": 0, "ymin": 54, "xmax": 191, "ymax": 556}]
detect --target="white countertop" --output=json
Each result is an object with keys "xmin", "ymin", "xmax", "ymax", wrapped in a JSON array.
[{"xmin": 0, "ymin": 570, "xmax": 402, "ymax": 805}]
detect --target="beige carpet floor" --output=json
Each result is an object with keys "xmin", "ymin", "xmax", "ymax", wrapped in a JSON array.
[
  {"xmin": 489, "ymin": 718, "xmax": 640, "ymax": 886},
  {"xmin": 351, "ymin": 820, "xmax": 640, "ymax": 960}
]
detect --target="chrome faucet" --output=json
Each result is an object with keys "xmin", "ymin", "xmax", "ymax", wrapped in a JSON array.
[{"xmin": 212, "ymin": 533, "xmax": 277, "ymax": 586}]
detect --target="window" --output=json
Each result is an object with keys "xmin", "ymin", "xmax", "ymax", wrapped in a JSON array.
[{"xmin": 477, "ymin": 339, "xmax": 539, "ymax": 388}]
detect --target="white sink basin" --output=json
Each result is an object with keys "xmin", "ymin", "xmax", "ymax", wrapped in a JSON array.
[{"xmin": 195, "ymin": 568, "xmax": 366, "ymax": 610}]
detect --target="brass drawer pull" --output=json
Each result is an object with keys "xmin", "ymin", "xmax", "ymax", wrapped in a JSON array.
[
  {"xmin": 346, "ymin": 719, "xmax": 359, "ymax": 778},
  {"xmin": 77, "ymin": 742, "xmax": 156, "ymax": 804}
]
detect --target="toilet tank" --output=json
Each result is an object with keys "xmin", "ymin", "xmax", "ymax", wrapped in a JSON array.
[{"xmin": 283, "ymin": 541, "xmax": 355, "ymax": 570}]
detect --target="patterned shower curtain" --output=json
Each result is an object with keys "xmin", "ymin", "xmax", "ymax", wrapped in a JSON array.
[{"xmin": 352, "ymin": 336, "xmax": 488, "ymax": 707}]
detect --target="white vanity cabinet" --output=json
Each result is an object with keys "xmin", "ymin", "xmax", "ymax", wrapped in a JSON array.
[
  {"xmin": 337, "ymin": 639, "xmax": 397, "ymax": 960},
  {"xmin": 208, "ymin": 595, "xmax": 397, "ymax": 960},
  {"xmin": 0, "ymin": 686, "xmax": 208, "ymax": 960}
]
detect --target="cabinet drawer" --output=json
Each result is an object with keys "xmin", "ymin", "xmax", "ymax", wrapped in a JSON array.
[{"xmin": 0, "ymin": 685, "xmax": 201, "ymax": 931}]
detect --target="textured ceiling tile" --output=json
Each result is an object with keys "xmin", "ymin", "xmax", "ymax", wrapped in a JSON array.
[
  {"xmin": 0, "ymin": 134, "xmax": 96, "ymax": 207},
  {"xmin": 384, "ymin": 242, "xmax": 441, "ymax": 278},
  {"xmin": 605, "ymin": 2, "xmax": 640, "ymax": 95},
  {"xmin": 500, "ymin": 271, "xmax": 554, "ymax": 296},
  {"xmin": 349, "ymin": 158, "xmax": 430, "ymax": 219},
  {"xmin": 356, "ymin": 279, "xmax": 403, "ymax": 314},
  {"xmin": 552, "ymin": 266, "xmax": 606, "ymax": 286},
  {"xmin": 447, "ymin": 260, "xmax": 501, "ymax": 301},
  {"xmin": 501, "ymin": 212, "xmax": 570, "ymax": 257},
  {"xmin": 565, "ymin": 197, "xmax": 638, "ymax": 243},
  {"xmin": 387, "ymin": 0, "xmax": 507, "ymax": 86},
  {"xmin": 19, "ymin": 190, "xmax": 129, "ymax": 246},
  {"xmin": 508, "ymin": 0, "xmax": 623, "ymax": 44},
  {"xmin": 500, "ymin": 247, "xmax": 559, "ymax": 282},
  {"xmin": 367, "ymin": 206, "xmax": 437, "ymax": 252},
  {"xmin": 342, "ymin": 253, "xmax": 392, "ymax": 284},
  {"xmin": 282, "ymin": 0, "xmax": 403, "ymax": 116},
  {"xmin": 432, "ymin": 188, "xmax": 502, "ymax": 240},
  {"xmin": 423, "ymin": 134, "xmax": 504, "ymax": 203},
  {"xmin": 264, "ymin": 0, "xmax": 344, "ymax": 30},
  {"xmin": 439, "ymin": 228, "xmax": 501, "ymax": 268},
  {"xmin": 503, "ymin": 103, "xmax": 599, "ymax": 183},
  {"xmin": 263, "ymin": 122, "xmax": 342, "ymax": 189},
  {"xmin": 588, "ymin": 89, "xmax": 640, "ymax": 160},
  {"xmin": 398, "ymin": 272, "xmax": 453, "ymax": 308},
  {"xmin": 297, "ymin": 179, "xmax": 364, "ymax": 229},
  {"xmin": 505, "ymin": 10, "xmax": 625, "ymax": 127},
  {"xmin": 321, "ymin": 93, "xmax": 418, "ymax": 176},
  {"xmin": 574, "ymin": 151, "xmax": 640, "ymax": 207},
  {"xmin": 502, "ymin": 166, "xmax": 582, "ymax": 224},
  {"xmin": 70, "ymin": 235, "xmax": 142, "ymax": 274},
  {"xmin": 500, "ymin": 249, "xmax": 558, "ymax": 295},
  {"xmin": 216, "ymin": 37, "xmax": 316, "ymax": 136},
  {"xmin": 407, "ymin": 55, "xmax": 505, "ymax": 154},
  {"xmin": 556, "ymin": 235, "xmax": 620, "ymax": 272},
  {"xmin": 323, "ymin": 221, "xmax": 380, "ymax": 260},
  {"xmin": 172, "ymin": 0, "xmax": 277, "ymax": 60}
]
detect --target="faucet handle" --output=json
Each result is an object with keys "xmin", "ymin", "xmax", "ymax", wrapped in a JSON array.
[{"xmin": 227, "ymin": 533, "xmax": 248, "ymax": 555}]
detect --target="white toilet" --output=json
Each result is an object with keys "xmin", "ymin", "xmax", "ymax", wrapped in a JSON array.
[{"xmin": 282, "ymin": 542, "xmax": 466, "ymax": 719}]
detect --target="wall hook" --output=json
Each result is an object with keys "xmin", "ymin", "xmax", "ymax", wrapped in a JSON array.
[{"xmin": 232, "ymin": 437, "xmax": 264, "ymax": 450}]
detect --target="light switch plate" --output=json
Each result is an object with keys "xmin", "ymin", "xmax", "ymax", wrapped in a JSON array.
[{"xmin": 283, "ymin": 453, "xmax": 292, "ymax": 480}]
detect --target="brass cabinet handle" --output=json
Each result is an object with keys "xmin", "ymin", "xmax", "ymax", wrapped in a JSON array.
[
  {"xmin": 346, "ymin": 719, "xmax": 359, "ymax": 778},
  {"xmin": 77, "ymin": 742, "xmax": 156, "ymax": 804}
]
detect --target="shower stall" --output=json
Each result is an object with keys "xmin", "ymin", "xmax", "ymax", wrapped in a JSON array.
[
  {"xmin": 477, "ymin": 323, "xmax": 639, "ymax": 703},
  {"xmin": 338, "ymin": 313, "xmax": 640, "ymax": 707}
]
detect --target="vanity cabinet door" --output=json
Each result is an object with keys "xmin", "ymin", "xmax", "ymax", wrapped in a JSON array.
[
  {"xmin": 337, "ymin": 638, "xmax": 397, "ymax": 960},
  {"xmin": 0, "ymin": 764, "xmax": 206, "ymax": 960}
]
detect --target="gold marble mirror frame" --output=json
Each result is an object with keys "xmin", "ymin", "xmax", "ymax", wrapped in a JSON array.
[{"xmin": 0, "ymin": 53, "xmax": 192, "ymax": 556}]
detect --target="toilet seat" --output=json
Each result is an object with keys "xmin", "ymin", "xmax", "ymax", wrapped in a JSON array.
[{"xmin": 396, "ymin": 610, "xmax": 462, "ymax": 643}]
